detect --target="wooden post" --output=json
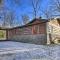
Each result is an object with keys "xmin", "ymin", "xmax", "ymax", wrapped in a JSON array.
[{"xmin": 6, "ymin": 29, "xmax": 8, "ymax": 40}]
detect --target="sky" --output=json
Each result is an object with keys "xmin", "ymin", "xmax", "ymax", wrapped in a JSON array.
[{"xmin": 0, "ymin": 0, "xmax": 50, "ymax": 26}]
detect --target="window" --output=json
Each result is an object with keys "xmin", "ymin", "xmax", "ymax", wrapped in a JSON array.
[
  {"xmin": 48, "ymin": 25, "xmax": 53, "ymax": 33},
  {"xmin": 32, "ymin": 25, "xmax": 39, "ymax": 34}
]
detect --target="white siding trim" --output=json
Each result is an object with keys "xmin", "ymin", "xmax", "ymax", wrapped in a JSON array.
[{"xmin": 46, "ymin": 22, "xmax": 50, "ymax": 44}]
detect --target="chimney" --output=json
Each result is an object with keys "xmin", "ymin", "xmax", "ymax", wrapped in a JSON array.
[{"xmin": 39, "ymin": 16, "xmax": 42, "ymax": 19}]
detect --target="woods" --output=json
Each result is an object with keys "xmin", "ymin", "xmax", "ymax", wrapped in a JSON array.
[{"xmin": 0, "ymin": 0, "xmax": 60, "ymax": 27}]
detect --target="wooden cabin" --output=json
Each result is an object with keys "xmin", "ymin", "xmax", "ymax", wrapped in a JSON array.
[{"xmin": 0, "ymin": 18, "xmax": 60, "ymax": 44}]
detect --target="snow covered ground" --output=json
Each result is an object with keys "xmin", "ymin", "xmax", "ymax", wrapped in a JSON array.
[{"xmin": 0, "ymin": 41, "xmax": 60, "ymax": 60}]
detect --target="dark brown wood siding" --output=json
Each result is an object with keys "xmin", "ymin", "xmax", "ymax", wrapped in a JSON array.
[{"xmin": 8, "ymin": 21, "xmax": 46, "ymax": 39}]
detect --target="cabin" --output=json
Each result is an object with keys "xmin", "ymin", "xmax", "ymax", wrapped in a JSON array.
[
  {"xmin": 0, "ymin": 18, "xmax": 60, "ymax": 44},
  {"xmin": 7, "ymin": 18, "xmax": 48, "ymax": 44}
]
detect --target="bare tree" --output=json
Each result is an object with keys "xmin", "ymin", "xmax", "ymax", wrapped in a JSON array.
[
  {"xmin": 31, "ymin": 0, "xmax": 42, "ymax": 18},
  {"xmin": 51, "ymin": 0, "xmax": 60, "ymax": 12},
  {"xmin": 11, "ymin": 0, "xmax": 21, "ymax": 6},
  {"xmin": 0, "ymin": 0, "xmax": 3, "ymax": 5},
  {"xmin": 0, "ymin": 0, "xmax": 19, "ymax": 27},
  {"xmin": 40, "ymin": 7, "xmax": 53, "ymax": 19},
  {"xmin": 22, "ymin": 14, "xmax": 30, "ymax": 25},
  {"xmin": 2, "ymin": 10, "xmax": 15, "ymax": 27},
  {"xmin": 49, "ymin": 0, "xmax": 60, "ymax": 17},
  {"xmin": 39, "ymin": 0, "xmax": 60, "ymax": 19},
  {"xmin": 0, "ymin": 0, "xmax": 4, "ymax": 9}
]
